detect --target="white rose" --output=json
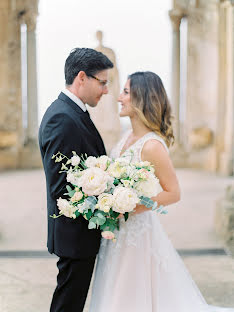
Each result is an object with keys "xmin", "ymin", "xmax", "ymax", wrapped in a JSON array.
[
  {"xmin": 143, "ymin": 161, "xmax": 151, "ymax": 167},
  {"xmin": 134, "ymin": 174, "xmax": 161, "ymax": 198},
  {"xmin": 71, "ymin": 155, "xmax": 80, "ymax": 166},
  {"xmin": 96, "ymin": 155, "xmax": 111, "ymax": 171},
  {"xmin": 112, "ymin": 186, "xmax": 139, "ymax": 213},
  {"xmin": 127, "ymin": 167, "xmax": 139, "ymax": 180},
  {"xmin": 57, "ymin": 197, "xmax": 76, "ymax": 219},
  {"xmin": 66, "ymin": 171, "xmax": 82, "ymax": 186},
  {"xmin": 71, "ymin": 191, "xmax": 83, "ymax": 202},
  {"xmin": 79, "ymin": 167, "xmax": 111, "ymax": 196},
  {"xmin": 85, "ymin": 156, "xmax": 98, "ymax": 168},
  {"xmin": 101, "ymin": 231, "xmax": 115, "ymax": 240},
  {"xmin": 115, "ymin": 157, "xmax": 130, "ymax": 166},
  {"xmin": 108, "ymin": 163, "xmax": 127, "ymax": 179},
  {"xmin": 137, "ymin": 168, "xmax": 150, "ymax": 180},
  {"xmin": 121, "ymin": 179, "xmax": 133, "ymax": 188},
  {"xmin": 97, "ymin": 193, "xmax": 113, "ymax": 213}
]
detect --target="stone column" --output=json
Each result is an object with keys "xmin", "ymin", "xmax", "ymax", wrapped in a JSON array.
[
  {"xmin": 0, "ymin": 0, "xmax": 23, "ymax": 169},
  {"xmin": 169, "ymin": 10, "xmax": 183, "ymax": 145},
  {"xmin": 26, "ymin": 14, "xmax": 38, "ymax": 143},
  {"xmin": 215, "ymin": 183, "xmax": 234, "ymax": 256},
  {"xmin": 186, "ymin": 4, "xmax": 219, "ymax": 171},
  {"xmin": 218, "ymin": 1, "xmax": 234, "ymax": 175},
  {"xmin": 18, "ymin": 6, "xmax": 42, "ymax": 169}
]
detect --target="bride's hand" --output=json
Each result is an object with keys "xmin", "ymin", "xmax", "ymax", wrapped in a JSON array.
[
  {"xmin": 132, "ymin": 204, "xmax": 149, "ymax": 215},
  {"xmin": 117, "ymin": 213, "xmax": 124, "ymax": 219}
]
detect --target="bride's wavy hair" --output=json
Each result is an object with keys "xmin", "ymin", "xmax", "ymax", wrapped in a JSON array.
[{"xmin": 128, "ymin": 71, "xmax": 174, "ymax": 147}]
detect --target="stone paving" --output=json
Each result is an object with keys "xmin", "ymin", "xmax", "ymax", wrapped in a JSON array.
[{"xmin": 0, "ymin": 169, "xmax": 234, "ymax": 311}]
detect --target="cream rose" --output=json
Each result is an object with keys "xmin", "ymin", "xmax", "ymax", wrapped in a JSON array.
[
  {"xmin": 101, "ymin": 231, "xmax": 115, "ymax": 240},
  {"xmin": 57, "ymin": 197, "xmax": 76, "ymax": 219},
  {"xmin": 79, "ymin": 167, "xmax": 110, "ymax": 196},
  {"xmin": 108, "ymin": 162, "xmax": 127, "ymax": 179},
  {"xmin": 71, "ymin": 155, "xmax": 80, "ymax": 166},
  {"xmin": 121, "ymin": 179, "xmax": 134, "ymax": 188},
  {"xmin": 71, "ymin": 191, "xmax": 83, "ymax": 202},
  {"xmin": 135, "ymin": 174, "xmax": 161, "ymax": 198},
  {"xmin": 96, "ymin": 155, "xmax": 111, "ymax": 171},
  {"xmin": 66, "ymin": 171, "xmax": 82, "ymax": 186},
  {"xmin": 112, "ymin": 186, "xmax": 139, "ymax": 213},
  {"xmin": 137, "ymin": 168, "xmax": 150, "ymax": 180},
  {"xmin": 85, "ymin": 156, "xmax": 97, "ymax": 168},
  {"xmin": 115, "ymin": 157, "xmax": 130, "ymax": 166},
  {"xmin": 97, "ymin": 193, "xmax": 113, "ymax": 213}
]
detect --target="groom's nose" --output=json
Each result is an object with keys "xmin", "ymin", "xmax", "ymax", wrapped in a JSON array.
[{"xmin": 102, "ymin": 85, "xmax": 108, "ymax": 94}]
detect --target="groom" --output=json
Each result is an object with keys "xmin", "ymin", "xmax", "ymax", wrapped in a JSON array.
[{"xmin": 38, "ymin": 48, "xmax": 113, "ymax": 312}]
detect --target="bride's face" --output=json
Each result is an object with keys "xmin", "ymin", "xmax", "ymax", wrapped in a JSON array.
[{"xmin": 118, "ymin": 79, "xmax": 135, "ymax": 118}]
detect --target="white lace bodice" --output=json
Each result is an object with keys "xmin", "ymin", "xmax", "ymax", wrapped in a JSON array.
[
  {"xmin": 97, "ymin": 130, "xmax": 170, "ymax": 252},
  {"xmin": 110, "ymin": 130, "xmax": 169, "ymax": 161}
]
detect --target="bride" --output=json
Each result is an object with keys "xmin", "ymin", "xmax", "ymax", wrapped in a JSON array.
[{"xmin": 89, "ymin": 71, "xmax": 234, "ymax": 312}]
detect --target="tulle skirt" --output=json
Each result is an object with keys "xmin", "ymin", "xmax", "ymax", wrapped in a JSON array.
[{"xmin": 89, "ymin": 211, "xmax": 234, "ymax": 312}]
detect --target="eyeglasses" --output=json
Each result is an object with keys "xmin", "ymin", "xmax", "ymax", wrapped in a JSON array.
[{"xmin": 88, "ymin": 74, "xmax": 108, "ymax": 87}]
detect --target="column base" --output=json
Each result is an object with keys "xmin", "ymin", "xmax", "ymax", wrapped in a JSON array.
[
  {"xmin": 218, "ymin": 151, "xmax": 234, "ymax": 176},
  {"xmin": 215, "ymin": 184, "xmax": 234, "ymax": 257},
  {"xmin": 0, "ymin": 148, "xmax": 19, "ymax": 170}
]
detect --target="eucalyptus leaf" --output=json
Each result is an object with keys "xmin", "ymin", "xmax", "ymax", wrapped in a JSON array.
[
  {"xmin": 96, "ymin": 213, "xmax": 106, "ymax": 220},
  {"xmin": 86, "ymin": 210, "xmax": 93, "ymax": 220},
  {"xmin": 97, "ymin": 217, "xmax": 106, "ymax": 226},
  {"xmin": 152, "ymin": 202, "xmax": 158, "ymax": 211},
  {"xmin": 90, "ymin": 217, "xmax": 98, "ymax": 223},
  {"xmin": 75, "ymin": 211, "xmax": 80, "ymax": 218},
  {"xmin": 124, "ymin": 212, "xmax": 129, "ymax": 222},
  {"xmin": 69, "ymin": 190, "xmax": 76, "ymax": 197},
  {"xmin": 66, "ymin": 185, "xmax": 73, "ymax": 193},
  {"xmin": 88, "ymin": 222, "xmax": 96, "ymax": 229}
]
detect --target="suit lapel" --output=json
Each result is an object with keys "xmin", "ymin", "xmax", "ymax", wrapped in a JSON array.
[
  {"xmin": 58, "ymin": 92, "xmax": 106, "ymax": 155},
  {"xmin": 58, "ymin": 92, "xmax": 85, "ymax": 115}
]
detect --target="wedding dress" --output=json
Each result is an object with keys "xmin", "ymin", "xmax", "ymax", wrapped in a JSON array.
[{"xmin": 89, "ymin": 131, "xmax": 234, "ymax": 312}]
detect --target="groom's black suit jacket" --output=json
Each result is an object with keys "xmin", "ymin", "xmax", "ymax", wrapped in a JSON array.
[{"xmin": 39, "ymin": 92, "xmax": 106, "ymax": 259}]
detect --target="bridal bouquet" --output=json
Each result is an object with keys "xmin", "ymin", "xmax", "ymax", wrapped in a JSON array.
[{"xmin": 52, "ymin": 151, "xmax": 167, "ymax": 241}]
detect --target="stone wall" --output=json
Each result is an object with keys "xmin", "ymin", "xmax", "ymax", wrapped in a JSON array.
[
  {"xmin": 0, "ymin": 0, "xmax": 41, "ymax": 169},
  {"xmin": 170, "ymin": 0, "xmax": 234, "ymax": 175}
]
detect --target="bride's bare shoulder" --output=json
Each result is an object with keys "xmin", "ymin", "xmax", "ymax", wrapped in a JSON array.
[{"xmin": 141, "ymin": 139, "xmax": 169, "ymax": 163}]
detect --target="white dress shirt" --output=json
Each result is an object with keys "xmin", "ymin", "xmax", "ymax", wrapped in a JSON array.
[{"xmin": 62, "ymin": 89, "xmax": 87, "ymax": 112}]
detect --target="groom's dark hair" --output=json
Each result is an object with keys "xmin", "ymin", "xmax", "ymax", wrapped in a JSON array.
[{"xmin": 64, "ymin": 48, "xmax": 113, "ymax": 85}]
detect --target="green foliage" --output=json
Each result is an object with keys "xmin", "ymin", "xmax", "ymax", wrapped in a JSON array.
[
  {"xmin": 85, "ymin": 209, "xmax": 93, "ymax": 220},
  {"xmin": 66, "ymin": 185, "xmax": 76, "ymax": 197},
  {"xmin": 113, "ymin": 178, "xmax": 120, "ymax": 186},
  {"xmin": 124, "ymin": 212, "xmax": 129, "ymax": 222},
  {"xmin": 88, "ymin": 221, "xmax": 96, "ymax": 229},
  {"xmin": 75, "ymin": 211, "xmax": 80, "ymax": 218},
  {"xmin": 85, "ymin": 196, "xmax": 97, "ymax": 212}
]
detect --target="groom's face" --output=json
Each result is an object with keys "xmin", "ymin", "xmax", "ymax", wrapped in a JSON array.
[{"xmin": 83, "ymin": 70, "xmax": 109, "ymax": 107}]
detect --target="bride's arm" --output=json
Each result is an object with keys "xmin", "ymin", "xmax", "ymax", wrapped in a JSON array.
[{"xmin": 134, "ymin": 139, "xmax": 181, "ymax": 215}]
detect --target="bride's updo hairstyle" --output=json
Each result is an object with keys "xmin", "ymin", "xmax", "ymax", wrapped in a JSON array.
[{"xmin": 129, "ymin": 71, "xmax": 174, "ymax": 147}]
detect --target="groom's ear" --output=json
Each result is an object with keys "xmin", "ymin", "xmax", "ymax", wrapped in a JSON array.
[{"xmin": 76, "ymin": 71, "xmax": 86, "ymax": 85}]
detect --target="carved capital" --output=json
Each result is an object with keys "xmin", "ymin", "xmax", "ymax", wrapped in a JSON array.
[
  {"xmin": 220, "ymin": 0, "xmax": 233, "ymax": 8},
  {"xmin": 169, "ymin": 10, "xmax": 183, "ymax": 31},
  {"xmin": 18, "ymin": 6, "xmax": 38, "ymax": 32},
  {"xmin": 25, "ymin": 13, "xmax": 37, "ymax": 31}
]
